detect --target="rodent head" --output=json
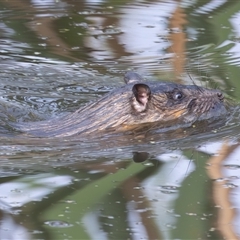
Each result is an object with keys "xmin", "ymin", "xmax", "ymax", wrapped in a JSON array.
[{"xmin": 130, "ymin": 81, "xmax": 226, "ymax": 124}]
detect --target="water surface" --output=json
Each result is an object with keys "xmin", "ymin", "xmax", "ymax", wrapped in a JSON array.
[{"xmin": 0, "ymin": 0, "xmax": 240, "ymax": 239}]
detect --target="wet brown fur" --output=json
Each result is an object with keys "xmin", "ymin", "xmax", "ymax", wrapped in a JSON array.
[{"xmin": 15, "ymin": 73, "xmax": 227, "ymax": 138}]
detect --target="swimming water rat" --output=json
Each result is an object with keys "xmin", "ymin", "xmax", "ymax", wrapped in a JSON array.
[{"xmin": 14, "ymin": 72, "xmax": 227, "ymax": 137}]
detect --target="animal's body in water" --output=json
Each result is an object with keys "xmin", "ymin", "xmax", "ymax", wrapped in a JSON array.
[{"xmin": 14, "ymin": 72, "xmax": 227, "ymax": 138}]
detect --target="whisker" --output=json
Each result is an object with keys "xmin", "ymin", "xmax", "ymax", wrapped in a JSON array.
[{"xmin": 187, "ymin": 72, "xmax": 204, "ymax": 93}]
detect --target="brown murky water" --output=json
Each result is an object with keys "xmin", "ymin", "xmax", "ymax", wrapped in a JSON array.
[{"xmin": 0, "ymin": 0, "xmax": 240, "ymax": 239}]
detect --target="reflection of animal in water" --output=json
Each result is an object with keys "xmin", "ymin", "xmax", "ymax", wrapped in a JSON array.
[{"xmin": 14, "ymin": 72, "xmax": 227, "ymax": 138}]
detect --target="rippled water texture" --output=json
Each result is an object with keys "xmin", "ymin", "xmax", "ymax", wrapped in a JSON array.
[{"xmin": 0, "ymin": 1, "xmax": 240, "ymax": 239}]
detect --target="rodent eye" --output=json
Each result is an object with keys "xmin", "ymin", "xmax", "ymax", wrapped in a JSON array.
[{"xmin": 173, "ymin": 92, "xmax": 183, "ymax": 100}]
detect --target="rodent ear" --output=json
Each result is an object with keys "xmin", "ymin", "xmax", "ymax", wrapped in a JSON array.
[{"xmin": 132, "ymin": 83, "xmax": 151, "ymax": 112}]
